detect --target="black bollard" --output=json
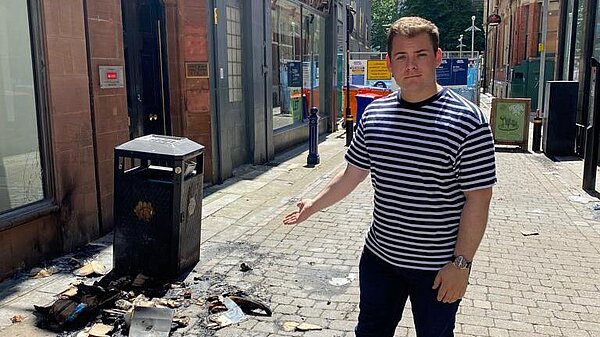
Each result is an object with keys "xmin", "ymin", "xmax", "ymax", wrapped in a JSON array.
[
  {"xmin": 532, "ymin": 109, "xmax": 542, "ymax": 152},
  {"xmin": 307, "ymin": 107, "xmax": 320, "ymax": 166}
]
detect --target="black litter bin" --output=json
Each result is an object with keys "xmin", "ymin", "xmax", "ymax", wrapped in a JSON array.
[{"xmin": 113, "ymin": 135, "xmax": 204, "ymax": 277}]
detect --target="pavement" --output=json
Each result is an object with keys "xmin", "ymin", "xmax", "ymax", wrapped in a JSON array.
[{"xmin": 1, "ymin": 94, "xmax": 600, "ymax": 337}]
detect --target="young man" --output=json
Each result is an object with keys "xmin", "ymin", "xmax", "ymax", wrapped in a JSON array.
[{"xmin": 283, "ymin": 17, "xmax": 496, "ymax": 337}]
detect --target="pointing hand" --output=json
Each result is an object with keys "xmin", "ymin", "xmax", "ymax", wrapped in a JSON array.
[{"xmin": 283, "ymin": 199, "xmax": 314, "ymax": 225}]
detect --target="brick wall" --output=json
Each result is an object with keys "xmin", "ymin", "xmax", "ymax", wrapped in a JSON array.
[
  {"xmin": 43, "ymin": 0, "xmax": 100, "ymax": 248},
  {"xmin": 0, "ymin": 215, "xmax": 60, "ymax": 280},
  {"xmin": 172, "ymin": 0, "xmax": 213, "ymax": 182},
  {"xmin": 513, "ymin": 6, "xmax": 528, "ymax": 64},
  {"xmin": 527, "ymin": 3, "xmax": 540, "ymax": 58},
  {"xmin": 86, "ymin": 0, "xmax": 129, "ymax": 233}
]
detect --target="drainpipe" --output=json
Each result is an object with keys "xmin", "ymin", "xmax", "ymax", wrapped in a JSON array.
[
  {"xmin": 208, "ymin": 0, "xmax": 223, "ymax": 184},
  {"xmin": 82, "ymin": 0, "xmax": 104, "ymax": 234}
]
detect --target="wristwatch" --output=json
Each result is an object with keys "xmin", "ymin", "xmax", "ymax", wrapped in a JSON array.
[{"xmin": 451, "ymin": 255, "xmax": 472, "ymax": 270}]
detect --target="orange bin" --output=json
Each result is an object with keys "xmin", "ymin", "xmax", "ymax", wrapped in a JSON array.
[
  {"xmin": 342, "ymin": 86, "xmax": 393, "ymax": 123},
  {"xmin": 358, "ymin": 87, "xmax": 393, "ymax": 96},
  {"xmin": 303, "ymin": 88, "xmax": 320, "ymax": 111}
]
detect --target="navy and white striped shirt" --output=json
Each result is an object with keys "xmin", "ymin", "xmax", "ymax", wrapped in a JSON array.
[{"xmin": 346, "ymin": 88, "xmax": 496, "ymax": 271}]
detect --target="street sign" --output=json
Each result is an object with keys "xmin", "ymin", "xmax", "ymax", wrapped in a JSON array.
[
  {"xmin": 436, "ymin": 59, "xmax": 452, "ymax": 86},
  {"xmin": 451, "ymin": 59, "xmax": 468, "ymax": 86},
  {"xmin": 350, "ymin": 60, "xmax": 367, "ymax": 85},
  {"xmin": 436, "ymin": 58, "xmax": 468, "ymax": 86},
  {"xmin": 366, "ymin": 60, "xmax": 391, "ymax": 80}
]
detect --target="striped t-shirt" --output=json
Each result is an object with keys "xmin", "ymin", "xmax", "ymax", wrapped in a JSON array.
[{"xmin": 345, "ymin": 88, "xmax": 496, "ymax": 271}]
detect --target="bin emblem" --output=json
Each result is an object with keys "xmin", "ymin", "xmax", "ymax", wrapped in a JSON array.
[{"xmin": 134, "ymin": 201, "xmax": 155, "ymax": 222}]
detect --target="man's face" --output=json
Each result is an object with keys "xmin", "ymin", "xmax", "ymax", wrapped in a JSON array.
[{"xmin": 386, "ymin": 33, "xmax": 442, "ymax": 95}]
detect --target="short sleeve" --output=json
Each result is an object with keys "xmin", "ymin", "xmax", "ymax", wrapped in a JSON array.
[
  {"xmin": 345, "ymin": 117, "xmax": 371, "ymax": 170},
  {"xmin": 456, "ymin": 123, "xmax": 497, "ymax": 191}
]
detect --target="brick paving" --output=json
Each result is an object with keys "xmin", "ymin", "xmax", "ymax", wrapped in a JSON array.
[{"xmin": 0, "ymin": 95, "xmax": 599, "ymax": 336}]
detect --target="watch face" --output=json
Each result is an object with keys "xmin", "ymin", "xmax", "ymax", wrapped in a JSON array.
[{"xmin": 454, "ymin": 255, "xmax": 468, "ymax": 269}]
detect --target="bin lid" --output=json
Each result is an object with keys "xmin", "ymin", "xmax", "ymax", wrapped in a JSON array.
[
  {"xmin": 356, "ymin": 93, "xmax": 384, "ymax": 99},
  {"xmin": 115, "ymin": 135, "xmax": 204, "ymax": 158}
]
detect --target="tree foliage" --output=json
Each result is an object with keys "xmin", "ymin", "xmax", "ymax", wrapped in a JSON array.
[
  {"xmin": 371, "ymin": 0, "xmax": 399, "ymax": 52},
  {"xmin": 371, "ymin": 0, "xmax": 485, "ymax": 53}
]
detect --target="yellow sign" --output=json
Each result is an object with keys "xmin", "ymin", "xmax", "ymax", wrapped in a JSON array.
[
  {"xmin": 367, "ymin": 60, "xmax": 391, "ymax": 80},
  {"xmin": 538, "ymin": 43, "xmax": 544, "ymax": 53}
]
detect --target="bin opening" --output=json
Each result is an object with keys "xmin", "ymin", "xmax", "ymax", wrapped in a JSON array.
[
  {"xmin": 184, "ymin": 160, "xmax": 197, "ymax": 180},
  {"xmin": 122, "ymin": 166, "xmax": 173, "ymax": 184}
]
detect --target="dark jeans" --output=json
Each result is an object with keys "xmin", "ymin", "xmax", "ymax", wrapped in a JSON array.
[{"xmin": 355, "ymin": 248, "xmax": 460, "ymax": 337}]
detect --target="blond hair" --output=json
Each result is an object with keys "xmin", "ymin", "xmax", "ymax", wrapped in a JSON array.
[{"xmin": 387, "ymin": 17, "xmax": 440, "ymax": 55}]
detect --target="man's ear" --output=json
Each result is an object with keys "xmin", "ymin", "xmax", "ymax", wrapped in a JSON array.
[
  {"xmin": 386, "ymin": 53, "xmax": 392, "ymax": 71},
  {"xmin": 435, "ymin": 48, "xmax": 443, "ymax": 67}
]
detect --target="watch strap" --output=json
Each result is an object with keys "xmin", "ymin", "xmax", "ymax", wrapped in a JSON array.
[{"xmin": 451, "ymin": 255, "xmax": 472, "ymax": 269}]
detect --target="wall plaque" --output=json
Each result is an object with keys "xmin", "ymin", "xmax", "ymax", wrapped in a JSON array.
[
  {"xmin": 99, "ymin": 66, "xmax": 124, "ymax": 89},
  {"xmin": 186, "ymin": 62, "xmax": 209, "ymax": 78}
]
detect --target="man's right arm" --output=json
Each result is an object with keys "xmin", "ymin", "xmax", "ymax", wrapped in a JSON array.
[{"xmin": 282, "ymin": 163, "xmax": 369, "ymax": 225}]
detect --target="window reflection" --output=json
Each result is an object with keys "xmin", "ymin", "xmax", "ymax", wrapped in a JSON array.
[
  {"xmin": 0, "ymin": 1, "xmax": 44, "ymax": 213},
  {"xmin": 572, "ymin": 0, "xmax": 585, "ymax": 81},
  {"xmin": 271, "ymin": 1, "xmax": 323, "ymax": 131}
]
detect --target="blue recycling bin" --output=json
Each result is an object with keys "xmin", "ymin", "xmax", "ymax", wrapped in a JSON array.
[{"xmin": 355, "ymin": 93, "xmax": 382, "ymax": 127}]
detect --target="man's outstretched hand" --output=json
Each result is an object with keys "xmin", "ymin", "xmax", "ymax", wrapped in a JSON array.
[{"xmin": 283, "ymin": 199, "xmax": 314, "ymax": 225}]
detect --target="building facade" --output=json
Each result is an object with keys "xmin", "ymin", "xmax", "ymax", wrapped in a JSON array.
[
  {"xmin": 484, "ymin": 0, "xmax": 560, "ymax": 110},
  {"xmin": 0, "ymin": 0, "xmax": 370, "ymax": 280},
  {"xmin": 555, "ymin": 0, "xmax": 600, "ymax": 156}
]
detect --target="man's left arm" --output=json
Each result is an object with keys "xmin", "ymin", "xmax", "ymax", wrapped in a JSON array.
[{"xmin": 432, "ymin": 187, "xmax": 493, "ymax": 303}]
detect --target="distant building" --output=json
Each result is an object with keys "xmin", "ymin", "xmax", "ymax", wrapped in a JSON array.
[
  {"xmin": 484, "ymin": 0, "xmax": 560, "ymax": 111},
  {"xmin": 554, "ymin": 0, "xmax": 600, "ymax": 157}
]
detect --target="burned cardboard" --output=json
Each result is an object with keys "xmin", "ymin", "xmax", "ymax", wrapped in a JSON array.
[
  {"xmin": 207, "ymin": 297, "xmax": 246, "ymax": 330},
  {"xmin": 34, "ymin": 283, "xmax": 120, "ymax": 332}
]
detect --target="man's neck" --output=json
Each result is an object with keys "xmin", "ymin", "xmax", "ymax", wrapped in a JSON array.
[{"xmin": 401, "ymin": 84, "xmax": 443, "ymax": 103}]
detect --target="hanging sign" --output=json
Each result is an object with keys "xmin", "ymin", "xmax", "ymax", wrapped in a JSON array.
[{"xmin": 487, "ymin": 14, "xmax": 501, "ymax": 26}]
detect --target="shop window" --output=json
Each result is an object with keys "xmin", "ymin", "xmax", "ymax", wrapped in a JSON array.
[
  {"xmin": 271, "ymin": 1, "xmax": 324, "ymax": 131},
  {"xmin": 594, "ymin": 1, "xmax": 600, "ymax": 59},
  {"xmin": 227, "ymin": 5, "xmax": 242, "ymax": 103},
  {"xmin": 0, "ymin": 0, "xmax": 45, "ymax": 215},
  {"xmin": 562, "ymin": 0, "xmax": 575, "ymax": 79},
  {"xmin": 572, "ymin": 0, "xmax": 585, "ymax": 81}
]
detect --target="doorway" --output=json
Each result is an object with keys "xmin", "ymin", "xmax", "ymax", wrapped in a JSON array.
[
  {"xmin": 121, "ymin": 0, "xmax": 170, "ymax": 138},
  {"xmin": 211, "ymin": 0, "xmax": 247, "ymax": 178}
]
